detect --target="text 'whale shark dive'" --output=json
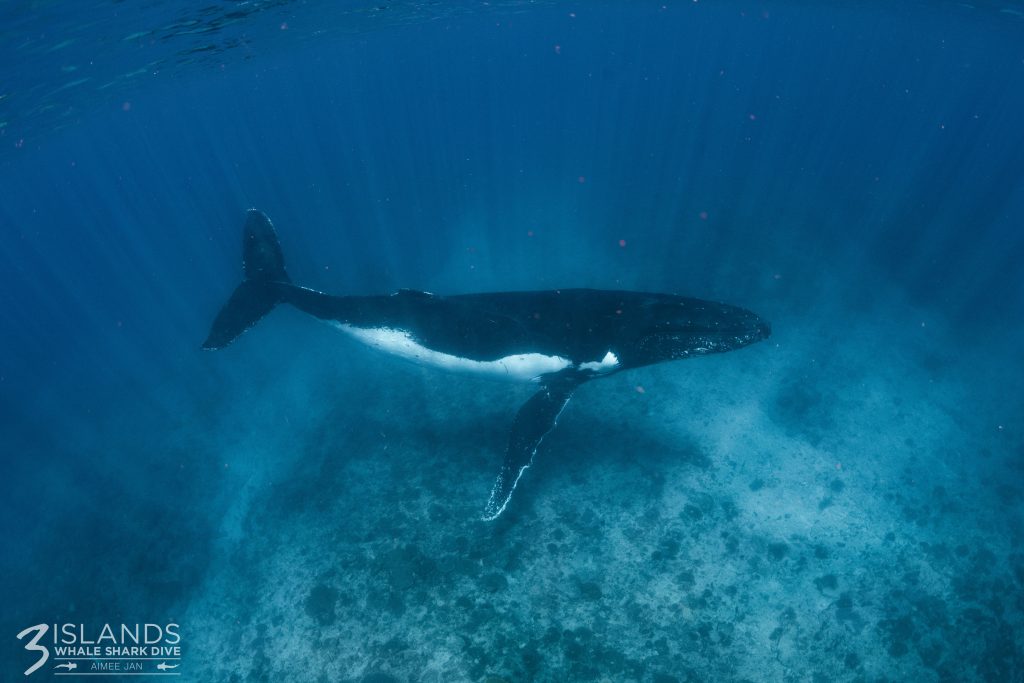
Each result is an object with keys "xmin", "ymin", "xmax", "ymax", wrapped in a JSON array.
[{"xmin": 204, "ymin": 210, "xmax": 771, "ymax": 520}]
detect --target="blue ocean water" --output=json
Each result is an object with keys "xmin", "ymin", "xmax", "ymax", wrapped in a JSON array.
[{"xmin": 2, "ymin": 1, "xmax": 1023, "ymax": 680}]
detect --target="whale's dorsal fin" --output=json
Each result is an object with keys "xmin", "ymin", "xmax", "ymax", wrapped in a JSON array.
[{"xmin": 481, "ymin": 373, "xmax": 586, "ymax": 520}]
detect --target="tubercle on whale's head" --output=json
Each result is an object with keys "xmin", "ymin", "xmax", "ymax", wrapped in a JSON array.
[{"xmin": 633, "ymin": 299, "xmax": 770, "ymax": 363}]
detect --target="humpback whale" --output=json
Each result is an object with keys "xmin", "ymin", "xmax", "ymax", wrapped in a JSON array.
[{"xmin": 204, "ymin": 210, "xmax": 771, "ymax": 520}]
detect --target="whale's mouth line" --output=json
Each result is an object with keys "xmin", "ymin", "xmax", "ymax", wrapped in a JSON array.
[{"xmin": 659, "ymin": 322, "xmax": 770, "ymax": 337}]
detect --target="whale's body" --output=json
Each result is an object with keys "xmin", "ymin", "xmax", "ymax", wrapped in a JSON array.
[{"xmin": 204, "ymin": 210, "xmax": 771, "ymax": 519}]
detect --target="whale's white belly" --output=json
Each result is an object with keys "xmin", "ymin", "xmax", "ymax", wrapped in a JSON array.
[{"xmin": 335, "ymin": 323, "xmax": 575, "ymax": 383}]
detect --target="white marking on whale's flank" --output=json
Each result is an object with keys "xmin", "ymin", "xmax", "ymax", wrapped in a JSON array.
[
  {"xmin": 334, "ymin": 323, "xmax": 572, "ymax": 382},
  {"xmin": 578, "ymin": 350, "xmax": 619, "ymax": 374}
]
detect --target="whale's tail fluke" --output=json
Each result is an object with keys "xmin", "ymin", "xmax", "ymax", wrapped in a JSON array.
[{"xmin": 203, "ymin": 210, "xmax": 291, "ymax": 350}]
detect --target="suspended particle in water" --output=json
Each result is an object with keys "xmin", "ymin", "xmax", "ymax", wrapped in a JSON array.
[
  {"xmin": 619, "ymin": 239, "xmax": 627, "ymax": 248},
  {"xmin": 699, "ymin": 211, "xmax": 708, "ymax": 220}
]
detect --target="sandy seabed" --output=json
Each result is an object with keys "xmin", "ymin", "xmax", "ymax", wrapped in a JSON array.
[{"xmin": 12, "ymin": 292, "xmax": 1023, "ymax": 683}]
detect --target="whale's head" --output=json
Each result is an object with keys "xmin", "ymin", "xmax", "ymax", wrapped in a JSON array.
[{"xmin": 632, "ymin": 296, "xmax": 770, "ymax": 363}]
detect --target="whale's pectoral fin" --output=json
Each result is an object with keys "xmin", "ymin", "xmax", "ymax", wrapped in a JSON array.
[{"xmin": 481, "ymin": 376, "xmax": 584, "ymax": 521}]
